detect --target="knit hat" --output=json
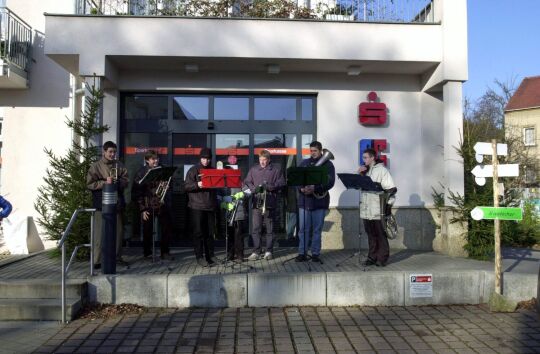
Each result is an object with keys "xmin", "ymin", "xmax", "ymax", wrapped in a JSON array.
[{"xmin": 199, "ymin": 147, "xmax": 212, "ymax": 158}]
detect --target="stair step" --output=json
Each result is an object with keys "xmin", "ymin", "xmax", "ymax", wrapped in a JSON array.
[
  {"xmin": 0, "ymin": 279, "xmax": 86, "ymax": 299},
  {"xmin": 0, "ymin": 298, "xmax": 82, "ymax": 321}
]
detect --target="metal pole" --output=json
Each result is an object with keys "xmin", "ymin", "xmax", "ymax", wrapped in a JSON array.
[
  {"xmin": 61, "ymin": 243, "xmax": 66, "ymax": 323},
  {"xmin": 492, "ymin": 139, "xmax": 501, "ymax": 295},
  {"xmin": 90, "ymin": 211, "xmax": 94, "ymax": 275}
]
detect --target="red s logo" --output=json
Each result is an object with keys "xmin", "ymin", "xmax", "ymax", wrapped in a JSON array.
[{"xmin": 359, "ymin": 92, "xmax": 387, "ymax": 126}]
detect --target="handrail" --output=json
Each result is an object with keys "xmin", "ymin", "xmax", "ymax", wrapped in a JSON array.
[{"xmin": 58, "ymin": 208, "xmax": 96, "ymax": 324}]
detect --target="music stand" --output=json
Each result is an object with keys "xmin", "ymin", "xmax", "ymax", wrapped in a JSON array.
[
  {"xmin": 335, "ymin": 173, "xmax": 382, "ymax": 270},
  {"xmin": 200, "ymin": 169, "xmax": 252, "ymax": 271},
  {"xmin": 282, "ymin": 166, "xmax": 328, "ymax": 271},
  {"xmin": 138, "ymin": 166, "xmax": 177, "ymax": 263}
]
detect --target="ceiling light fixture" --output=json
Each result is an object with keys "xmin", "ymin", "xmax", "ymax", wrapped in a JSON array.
[
  {"xmin": 266, "ymin": 64, "xmax": 280, "ymax": 74},
  {"xmin": 185, "ymin": 64, "xmax": 199, "ymax": 73},
  {"xmin": 347, "ymin": 65, "xmax": 362, "ymax": 76}
]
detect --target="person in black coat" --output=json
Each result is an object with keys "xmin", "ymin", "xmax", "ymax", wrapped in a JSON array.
[{"xmin": 184, "ymin": 148, "xmax": 218, "ymax": 267}]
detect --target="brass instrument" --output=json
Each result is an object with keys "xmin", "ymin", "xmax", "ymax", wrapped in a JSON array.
[
  {"xmin": 313, "ymin": 149, "xmax": 334, "ymax": 199},
  {"xmin": 255, "ymin": 183, "xmax": 267, "ymax": 214},
  {"xmin": 379, "ymin": 191, "xmax": 398, "ymax": 240},
  {"xmin": 109, "ymin": 160, "xmax": 118, "ymax": 183},
  {"xmin": 155, "ymin": 177, "xmax": 172, "ymax": 204}
]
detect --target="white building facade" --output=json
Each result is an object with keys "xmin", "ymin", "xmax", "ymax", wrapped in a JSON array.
[{"xmin": 0, "ymin": 0, "xmax": 468, "ymax": 255}]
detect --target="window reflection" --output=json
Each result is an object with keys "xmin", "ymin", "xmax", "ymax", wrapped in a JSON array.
[
  {"xmin": 255, "ymin": 98, "xmax": 296, "ymax": 120},
  {"xmin": 173, "ymin": 97, "xmax": 209, "ymax": 120},
  {"xmin": 125, "ymin": 96, "xmax": 167, "ymax": 120},
  {"xmin": 215, "ymin": 97, "xmax": 249, "ymax": 120},
  {"xmin": 302, "ymin": 98, "xmax": 313, "ymax": 121}
]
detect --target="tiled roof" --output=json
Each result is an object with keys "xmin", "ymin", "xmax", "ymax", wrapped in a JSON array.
[{"xmin": 505, "ymin": 76, "xmax": 540, "ymax": 111}]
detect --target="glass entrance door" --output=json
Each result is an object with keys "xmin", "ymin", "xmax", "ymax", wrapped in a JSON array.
[{"xmin": 121, "ymin": 93, "xmax": 316, "ymax": 246}]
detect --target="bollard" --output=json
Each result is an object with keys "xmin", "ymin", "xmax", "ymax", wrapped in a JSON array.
[{"xmin": 102, "ymin": 182, "xmax": 117, "ymax": 274}]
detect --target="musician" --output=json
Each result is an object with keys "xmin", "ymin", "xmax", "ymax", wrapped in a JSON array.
[
  {"xmin": 131, "ymin": 150, "xmax": 173, "ymax": 260},
  {"xmin": 244, "ymin": 150, "xmax": 286, "ymax": 261},
  {"xmin": 295, "ymin": 141, "xmax": 335, "ymax": 263},
  {"xmin": 185, "ymin": 148, "xmax": 218, "ymax": 267},
  {"xmin": 86, "ymin": 141, "xmax": 129, "ymax": 268},
  {"xmin": 219, "ymin": 155, "xmax": 247, "ymax": 262},
  {"xmin": 358, "ymin": 148, "xmax": 396, "ymax": 267}
]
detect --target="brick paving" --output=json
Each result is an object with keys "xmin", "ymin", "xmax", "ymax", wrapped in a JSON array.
[{"xmin": 22, "ymin": 305, "xmax": 540, "ymax": 354}]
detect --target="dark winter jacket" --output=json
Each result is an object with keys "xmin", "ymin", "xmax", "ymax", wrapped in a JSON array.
[
  {"xmin": 132, "ymin": 165, "xmax": 169, "ymax": 212},
  {"xmin": 297, "ymin": 157, "xmax": 335, "ymax": 210},
  {"xmin": 243, "ymin": 162, "xmax": 286, "ymax": 209},
  {"xmin": 0, "ymin": 196, "xmax": 12, "ymax": 218},
  {"xmin": 185, "ymin": 163, "xmax": 217, "ymax": 211}
]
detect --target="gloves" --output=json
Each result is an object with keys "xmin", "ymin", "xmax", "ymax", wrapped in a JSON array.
[
  {"xmin": 220, "ymin": 201, "xmax": 234, "ymax": 211},
  {"xmin": 232, "ymin": 191, "xmax": 245, "ymax": 200}
]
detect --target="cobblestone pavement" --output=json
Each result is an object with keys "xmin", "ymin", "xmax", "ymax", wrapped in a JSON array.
[{"xmin": 28, "ymin": 305, "xmax": 540, "ymax": 354}]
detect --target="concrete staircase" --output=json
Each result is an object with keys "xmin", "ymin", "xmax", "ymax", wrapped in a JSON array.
[{"xmin": 0, "ymin": 279, "xmax": 87, "ymax": 320}]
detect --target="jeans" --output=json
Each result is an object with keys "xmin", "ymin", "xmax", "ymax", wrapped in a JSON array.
[{"xmin": 298, "ymin": 208, "xmax": 325, "ymax": 256}]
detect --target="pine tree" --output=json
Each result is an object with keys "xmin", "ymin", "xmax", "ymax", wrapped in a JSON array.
[{"xmin": 35, "ymin": 80, "xmax": 108, "ymax": 257}]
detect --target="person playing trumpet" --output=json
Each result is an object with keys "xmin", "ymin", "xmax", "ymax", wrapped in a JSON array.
[
  {"xmin": 86, "ymin": 141, "xmax": 129, "ymax": 268},
  {"xmin": 132, "ymin": 150, "xmax": 173, "ymax": 260},
  {"xmin": 244, "ymin": 150, "xmax": 285, "ymax": 261}
]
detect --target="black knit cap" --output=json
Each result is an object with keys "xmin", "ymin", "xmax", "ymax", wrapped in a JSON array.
[{"xmin": 199, "ymin": 147, "xmax": 212, "ymax": 158}]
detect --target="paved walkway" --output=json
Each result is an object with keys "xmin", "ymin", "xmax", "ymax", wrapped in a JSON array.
[
  {"xmin": 17, "ymin": 305, "xmax": 540, "ymax": 354},
  {"xmin": 0, "ymin": 247, "xmax": 538, "ymax": 279}
]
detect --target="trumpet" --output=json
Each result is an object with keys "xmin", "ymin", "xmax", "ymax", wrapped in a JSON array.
[
  {"xmin": 155, "ymin": 177, "xmax": 172, "ymax": 205},
  {"xmin": 109, "ymin": 160, "xmax": 118, "ymax": 183},
  {"xmin": 255, "ymin": 183, "xmax": 267, "ymax": 214}
]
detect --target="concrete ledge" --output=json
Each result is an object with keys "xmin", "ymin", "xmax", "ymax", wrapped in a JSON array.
[
  {"xmin": 484, "ymin": 272, "xmax": 538, "ymax": 303},
  {"xmin": 327, "ymin": 272, "xmax": 404, "ymax": 306},
  {"xmin": 88, "ymin": 274, "xmax": 168, "ymax": 307},
  {"xmin": 168, "ymin": 274, "xmax": 247, "ymax": 308},
  {"xmin": 404, "ymin": 271, "xmax": 481, "ymax": 306},
  {"xmin": 247, "ymin": 273, "xmax": 326, "ymax": 307},
  {"xmin": 84, "ymin": 269, "xmax": 538, "ymax": 308}
]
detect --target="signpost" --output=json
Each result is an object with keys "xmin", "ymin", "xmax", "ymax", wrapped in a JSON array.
[
  {"xmin": 470, "ymin": 140, "xmax": 521, "ymax": 297},
  {"xmin": 470, "ymin": 207, "xmax": 523, "ymax": 221}
]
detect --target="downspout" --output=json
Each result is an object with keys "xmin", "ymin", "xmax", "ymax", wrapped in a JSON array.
[{"xmin": 71, "ymin": 75, "xmax": 85, "ymax": 157}]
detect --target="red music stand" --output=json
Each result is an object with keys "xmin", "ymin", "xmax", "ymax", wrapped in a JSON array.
[{"xmin": 200, "ymin": 169, "xmax": 241, "ymax": 188}]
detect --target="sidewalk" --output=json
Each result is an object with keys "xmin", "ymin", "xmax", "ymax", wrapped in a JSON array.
[{"xmin": 21, "ymin": 305, "xmax": 540, "ymax": 354}]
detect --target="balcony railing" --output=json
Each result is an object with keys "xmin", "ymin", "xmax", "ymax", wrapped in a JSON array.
[
  {"xmin": 75, "ymin": 0, "xmax": 435, "ymax": 23},
  {"xmin": 0, "ymin": 7, "xmax": 32, "ymax": 72}
]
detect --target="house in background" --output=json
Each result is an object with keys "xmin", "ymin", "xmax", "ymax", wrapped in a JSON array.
[
  {"xmin": 505, "ymin": 76, "xmax": 540, "ymax": 207},
  {"xmin": 0, "ymin": 0, "xmax": 468, "ymax": 256}
]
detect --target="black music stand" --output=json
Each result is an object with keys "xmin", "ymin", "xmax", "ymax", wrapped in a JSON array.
[
  {"xmin": 282, "ymin": 166, "xmax": 328, "ymax": 271},
  {"xmin": 336, "ymin": 173, "xmax": 382, "ymax": 270},
  {"xmin": 138, "ymin": 166, "xmax": 177, "ymax": 263}
]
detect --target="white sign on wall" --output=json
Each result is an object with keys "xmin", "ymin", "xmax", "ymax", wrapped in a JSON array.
[{"xmin": 409, "ymin": 274, "xmax": 433, "ymax": 298}]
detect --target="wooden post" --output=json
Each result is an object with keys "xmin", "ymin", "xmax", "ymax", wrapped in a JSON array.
[{"xmin": 492, "ymin": 139, "xmax": 501, "ymax": 295}]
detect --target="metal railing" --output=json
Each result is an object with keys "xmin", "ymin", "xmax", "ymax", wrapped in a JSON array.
[
  {"xmin": 75, "ymin": 0, "xmax": 435, "ymax": 23},
  {"xmin": 58, "ymin": 208, "xmax": 96, "ymax": 324},
  {"xmin": 0, "ymin": 7, "xmax": 32, "ymax": 71}
]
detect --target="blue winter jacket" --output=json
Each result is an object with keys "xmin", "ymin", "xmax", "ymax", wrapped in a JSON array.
[{"xmin": 0, "ymin": 196, "xmax": 12, "ymax": 218}]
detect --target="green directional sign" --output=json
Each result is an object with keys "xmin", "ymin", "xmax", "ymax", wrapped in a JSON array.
[{"xmin": 470, "ymin": 207, "xmax": 523, "ymax": 221}]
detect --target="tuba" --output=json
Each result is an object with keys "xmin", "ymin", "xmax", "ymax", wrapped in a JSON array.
[{"xmin": 313, "ymin": 149, "xmax": 334, "ymax": 199}]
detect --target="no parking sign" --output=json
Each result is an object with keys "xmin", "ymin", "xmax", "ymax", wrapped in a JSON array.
[{"xmin": 410, "ymin": 274, "xmax": 433, "ymax": 298}]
